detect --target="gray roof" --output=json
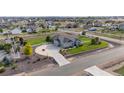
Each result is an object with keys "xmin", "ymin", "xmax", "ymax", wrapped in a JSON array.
[{"xmin": 52, "ymin": 32, "xmax": 77, "ymax": 39}]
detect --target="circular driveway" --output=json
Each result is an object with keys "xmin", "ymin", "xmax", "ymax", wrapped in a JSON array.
[
  {"xmin": 35, "ymin": 44, "xmax": 70, "ymax": 66},
  {"xmin": 35, "ymin": 44, "xmax": 60, "ymax": 57}
]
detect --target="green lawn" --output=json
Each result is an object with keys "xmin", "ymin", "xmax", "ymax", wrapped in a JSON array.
[
  {"xmin": 78, "ymin": 36, "xmax": 91, "ymax": 43},
  {"xmin": 114, "ymin": 66, "xmax": 124, "ymax": 75},
  {"xmin": 66, "ymin": 36, "xmax": 108, "ymax": 55},
  {"xmin": 26, "ymin": 37, "xmax": 46, "ymax": 45}
]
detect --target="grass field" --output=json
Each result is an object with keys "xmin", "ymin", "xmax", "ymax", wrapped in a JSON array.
[
  {"xmin": 26, "ymin": 37, "xmax": 46, "ymax": 45},
  {"xmin": 66, "ymin": 36, "xmax": 108, "ymax": 55},
  {"xmin": 78, "ymin": 36, "xmax": 91, "ymax": 43},
  {"xmin": 114, "ymin": 66, "xmax": 124, "ymax": 75},
  {"xmin": 91, "ymin": 31, "xmax": 124, "ymax": 40}
]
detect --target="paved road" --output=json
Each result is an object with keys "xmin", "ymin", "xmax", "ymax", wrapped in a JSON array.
[
  {"xmin": 35, "ymin": 44, "xmax": 70, "ymax": 66},
  {"xmin": 29, "ymin": 45, "xmax": 124, "ymax": 76}
]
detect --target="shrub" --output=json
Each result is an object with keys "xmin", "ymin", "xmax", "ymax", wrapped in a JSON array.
[
  {"xmin": 91, "ymin": 38, "xmax": 96, "ymax": 45},
  {"xmin": 46, "ymin": 36, "xmax": 51, "ymax": 42},
  {"xmin": 95, "ymin": 37, "xmax": 99, "ymax": 43},
  {"xmin": 14, "ymin": 36, "xmax": 19, "ymax": 42},
  {"xmin": 0, "ymin": 44, "xmax": 4, "ymax": 50},
  {"xmin": 82, "ymin": 31, "xmax": 86, "ymax": 35},
  {"xmin": 15, "ymin": 46, "xmax": 21, "ymax": 53},
  {"xmin": 55, "ymin": 27, "xmax": 58, "ymax": 31},
  {"xmin": 22, "ymin": 30, "xmax": 27, "ymax": 32},
  {"xmin": 91, "ymin": 37, "xmax": 101, "ymax": 45},
  {"xmin": 3, "ymin": 44, "xmax": 12, "ymax": 53},
  {"xmin": 23, "ymin": 41, "xmax": 28, "ymax": 46},
  {"xmin": 0, "ymin": 62, "xmax": 4, "ymax": 67},
  {"xmin": 0, "ymin": 66, "xmax": 5, "ymax": 73},
  {"xmin": 19, "ymin": 37, "xmax": 24, "ymax": 46},
  {"xmin": 23, "ymin": 44, "xmax": 33, "ymax": 56},
  {"xmin": 59, "ymin": 49, "xmax": 67, "ymax": 55},
  {"xmin": 99, "ymin": 41, "xmax": 101, "ymax": 44},
  {"xmin": 11, "ymin": 63, "xmax": 17, "ymax": 70},
  {"xmin": 0, "ymin": 28, "xmax": 3, "ymax": 33},
  {"xmin": 2, "ymin": 56, "xmax": 12, "ymax": 67}
]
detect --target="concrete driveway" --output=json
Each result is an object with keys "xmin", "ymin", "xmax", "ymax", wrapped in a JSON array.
[
  {"xmin": 84, "ymin": 66, "xmax": 113, "ymax": 76},
  {"xmin": 35, "ymin": 44, "xmax": 70, "ymax": 66}
]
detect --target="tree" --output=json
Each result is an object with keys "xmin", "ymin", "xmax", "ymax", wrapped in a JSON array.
[
  {"xmin": 15, "ymin": 46, "xmax": 21, "ymax": 53},
  {"xmin": 22, "ymin": 30, "xmax": 27, "ymax": 33},
  {"xmin": 41, "ymin": 24, "xmax": 46, "ymax": 29},
  {"xmin": 82, "ymin": 31, "xmax": 86, "ymax": 35},
  {"xmin": 14, "ymin": 36, "xmax": 19, "ymax": 42},
  {"xmin": 46, "ymin": 36, "xmax": 51, "ymax": 42},
  {"xmin": 0, "ymin": 66, "xmax": 5, "ymax": 73},
  {"xmin": 2, "ymin": 56, "xmax": 12, "ymax": 66},
  {"xmin": 23, "ymin": 44, "xmax": 33, "ymax": 57},
  {"xmin": 0, "ymin": 28, "xmax": 3, "ymax": 33},
  {"xmin": 95, "ymin": 37, "xmax": 100, "ymax": 44},
  {"xmin": 73, "ymin": 23, "xmax": 79, "ymax": 28},
  {"xmin": 11, "ymin": 63, "xmax": 17, "ymax": 70},
  {"xmin": 65, "ymin": 23, "xmax": 72, "ymax": 28},
  {"xmin": 55, "ymin": 26, "xmax": 58, "ymax": 31},
  {"xmin": 19, "ymin": 37, "xmax": 24, "ymax": 46},
  {"xmin": 4, "ymin": 44, "xmax": 12, "ymax": 53},
  {"xmin": 0, "ymin": 44, "xmax": 4, "ymax": 50},
  {"xmin": 91, "ymin": 38, "xmax": 96, "ymax": 45},
  {"xmin": 23, "ymin": 41, "xmax": 28, "ymax": 46},
  {"xmin": 91, "ymin": 37, "xmax": 101, "ymax": 45}
]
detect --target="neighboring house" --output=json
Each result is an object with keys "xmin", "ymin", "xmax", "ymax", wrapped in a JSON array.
[
  {"xmin": 49, "ymin": 26, "xmax": 56, "ymax": 30},
  {"xmin": 102, "ymin": 23, "xmax": 112, "ymax": 27},
  {"xmin": 10, "ymin": 28, "xmax": 22, "ymax": 34},
  {"xmin": 88, "ymin": 27, "xmax": 97, "ymax": 31},
  {"xmin": 52, "ymin": 33, "xmax": 83, "ymax": 49},
  {"xmin": 93, "ymin": 20, "xmax": 103, "ymax": 27},
  {"xmin": 5, "ymin": 38, "xmax": 12, "ymax": 44},
  {"xmin": 108, "ymin": 24, "xmax": 119, "ymax": 31},
  {"xmin": 26, "ymin": 28, "xmax": 33, "ymax": 33},
  {"xmin": 0, "ymin": 30, "xmax": 9, "ymax": 35},
  {"xmin": 118, "ymin": 23, "xmax": 124, "ymax": 30},
  {"xmin": 26, "ymin": 25, "xmax": 38, "ymax": 33},
  {"xmin": 83, "ymin": 24, "xmax": 93, "ymax": 29}
]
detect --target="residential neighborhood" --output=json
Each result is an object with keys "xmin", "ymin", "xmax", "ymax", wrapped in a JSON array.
[{"xmin": 1, "ymin": 16, "xmax": 124, "ymax": 76}]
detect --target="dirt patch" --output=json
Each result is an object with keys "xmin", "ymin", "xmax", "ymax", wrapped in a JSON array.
[{"xmin": 0, "ymin": 48, "xmax": 58, "ymax": 76}]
